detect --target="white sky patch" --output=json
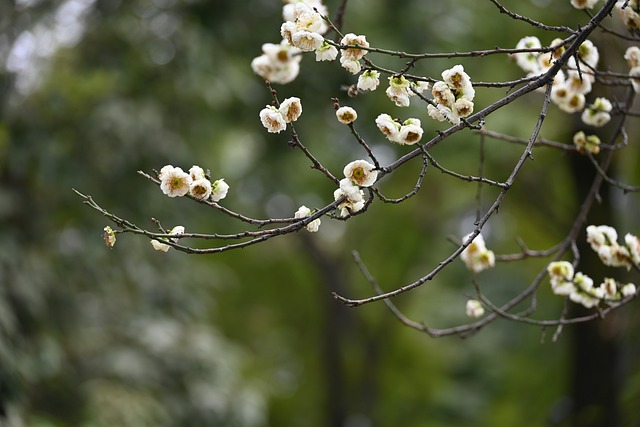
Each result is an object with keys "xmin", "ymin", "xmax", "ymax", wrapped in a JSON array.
[{"xmin": 5, "ymin": 0, "xmax": 96, "ymax": 95}]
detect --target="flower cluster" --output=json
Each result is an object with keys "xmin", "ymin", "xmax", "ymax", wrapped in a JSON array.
[
  {"xmin": 151, "ymin": 225, "xmax": 185, "ymax": 252},
  {"xmin": 460, "ymin": 233, "xmax": 495, "ymax": 273},
  {"xmin": 259, "ymin": 97, "xmax": 303, "ymax": 133},
  {"xmin": 465, "ymin": 299, "xmax": 485, "ymax": 318},
  {"xmin": 385, "ymin": 75, "xmax": 429, "ymax": 107},
  {"xmin": 295, "ymin": 205, "xmax": 321, "ymax": 232},
  {"xmin": 251, "ymin": 40, "xmax": 301, "ymax": 85},
  {"xmin": 573, "ymin": 131, "xmax": 601, "ymax": 154},
  {"xmin": 159, "ymin": 165, "xmax": 229, "ymax": 202},
  {"xmin": 334, "ymin": 160, "xmax": 377, "ymax": 217},
  {"xmin": 281, "ymin": 3, "xmax": 325, "ymax": 53},
  {"xmin": 586, "ymin": 225, "xmax": 640, "ymax": 269},
  {"xmin": 512, "ymin": 37, "xmax": 600, "ymax": 115},
  {"xmin": 615, "ymin": 0, "xmax": 640, "ymax": 30},
  {"xmin": 427, "ymin": 65, "xmax": 475, "ymax": 125},
  {"xmin": 339, "ymin": 33, "xmax": 369, "ymax": 74},
  {"xmin": 624, "ymin": 46, "xmax": 640, "ymax": 93},
  {"xmin": 375, "ymin": 114, "xmax": 423, "ymax": 145},
  {"xmin": 547, "ymin": 261, "xmax": 636, "ymax": 308}
]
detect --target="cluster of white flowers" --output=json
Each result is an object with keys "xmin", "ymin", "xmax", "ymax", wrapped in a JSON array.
[
  {"xmin": 251, "ymin": 40, "xmax": 302, "ymax": 85},
  {"xmin": 151, "ymin": 225, "xmax": 185, "ymax": 252},
  {"xmin": 375, "ymin": 114, "xmax": 423, "ymax": 145},
  {"xmin": 581, "ymin": 97, "xmax": 612, "ymax": 127},
  {"xmin": 512, "ymin": 37, "xmax": 602, "ymax": 116},
  {"xmin": 334, "ymin": 160, "xmax": 377, "ymax": 217},
  {"xmin": 339, "ymin": 33, "xmax": 369, "ymax": 74},
  {"xmin": 465, "ymin": 299, "xmax": 485, "ymax": 318},
  {"xmin": 159, "ymin": 165, "xmax": 229, "ymax": 202},
  {"xmin": 573, "ymin": 131, "xmax": 601, "ymax": 154},
  {"xmin": 624, "ymin": 46, "xmax": 640, "ymax": 93},
  {"xmin": 615, "ymin": 0, "xmax": 640, "ymax": 30},
  {"xmin": 460, "ymin": 233, "xmax": 495, "ymax": 273},
  {"xmin": 586, "ymin": 225, "xmax": 640, "ymax": 269},
  {"xmin": 427, "ymin": 65, "xmax": 475, "ymax": 125},
  {"xmin": 281, "ymin": 3, "xmax": 326, "ymax": 53},
  {"xmin": 259, "ymin": 97, "xmax": 303, "ymax": 133},
  {"xmin": 385, "ymin": 75, "xmax": 430, "ymax": 107},
  {"xmin": 294, "ymin": 205, "xmax": 321, "ymax": 232},
  {"xmin": 547, "ymin": 261, "xmax": 636, "ymax": 308},
  {"xmin": 336, "ymin": 106, "xmax": 358, "ymax": 124}
]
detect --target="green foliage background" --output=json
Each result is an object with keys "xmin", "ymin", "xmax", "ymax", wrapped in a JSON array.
[{"xmin": 1, "ymin": 0, "xmax": 639, "ymax": 426}]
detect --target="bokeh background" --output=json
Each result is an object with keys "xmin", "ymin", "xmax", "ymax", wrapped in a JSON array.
[{"xmin": 1, "ymin": 0, "xmax": 640, "ymax": 426}]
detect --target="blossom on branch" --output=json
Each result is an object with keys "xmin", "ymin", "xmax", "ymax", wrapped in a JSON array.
[
  {"xmin": 343, "ymin": 160, "xmax": 378, "ymax": 187},
  {"xmin": 581, "ymin": 97, "xmax": 612, "ymax": 127},
  {"xmin": 427, "ymin": 65, "xmax": 475, "ymax": 125},
  {"xmin": 160, "ymin": 166, "xmax": 192, "ymax": 198},
  {"xmin": 295, "ymin": 205, "xmax": 321, "ymax": 232},
  {"xmin": 251, "ymin": 40, "xmax": 301, "ymax": 84},
  {"xmin": 334, "ymin": 178, "xmax": 365, "ymax": 217},
  {"xmin": 279, "ymin": 97, "xmax": 303, "ymax": 123},
  {"xmin": 357, "ymin": 70, "xmax": 380, "ymax": 92},
  {"xmin": 211, "ymin": 179, "xmax": 229, "ymax": 202},
  {"xmin": 460, "ymin": 233, "xmax": 495, "ymax": 273},
  {"xmin": 573, "ymin": 131, "xmax": 601, "ymax": 154},
  {"xmin": 465, "ymin": 299, "xmax": 485, "ymax": 318},
  {"xmin": 103, "ymin": 226, "xmax": 116, "ymax": 248},
  {"xmin": 336, "ymin": 106, "xmax": 358, "ymax": 124},
  {"xmin": 150, "ymin": 225, "xmax": 185, "ymax": 253}
]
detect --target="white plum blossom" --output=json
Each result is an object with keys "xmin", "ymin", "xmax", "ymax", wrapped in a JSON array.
[
  {"xmin": 625, "ymin": 233, "xmax": 640, "ymax": 265},
  {"xmin": 357, "ymin": 70, "xmax": 380, "ymax": 91},
  {"xmin": 336, "ymin": 106, "xmax": 358, "ymax": 124},
  {"xmin": 295, "ymin": 205, "xmax": 321, "ymax": 232},
  {"xmin": 150, "ymin": 225, "xmax": 185, "ymax": 253},
  {"xmin": 547, "ymin": 261, "xmax": 577, "ymax": 296},
  {"xmin": 279, "ymin": 97, "xmax": 303, "ymax": 123},
  {"xmin": 315, "ymin": 42, "xmax": 338, "ymax": 61},
  {"xmin": 577, "ymin": 40, "xmax": 599, "ymax": 69},
  {"xmin": 624, "ymin": 46, "xmax": 640, "ymax": 68},
  {"xmin": 581, "ymin": 97, "xmax": 612, "ymax": 127},
  {"xmin": 621, "ymin": 283, "xmax": 637, "ymax": 297},
  {"xmin": 259, "ymin": 106, "xmax": 287, "ymax": 133},
  {"xmin": 160, "ymin": 166, "xmax": 192, "ymax": 198},
  {"xmin": 282, "ymin": 0, "xmax": 329, "ymax": 33},
  {"xmin": 190, "ymin": 178, "xmax": 212, "ymax": 200},
  {"xmin": 251, "ymin": 40, "xmax": 301, "ymax": 84},
  {"xmin": 375, "ymin": 113, "xmax": 401, "ymax": 142},
  {"xmin": 340, "ymin": 56, "xmax": 362, "ymax": 74},
  {"xmin": 441, "ymin": 64, "xmax": 475, "ymax": 101},
  {"xmin": 465, "ymin": 300, "xmax": 485, "ymax": 318},
  {"xmin": 397, "ymin": 118, "xmax": 423, "ymax": 145},
  {"xmin": 386, "ymin": 75, "xmax": 411, "ymax": 107},
  {"xmin": 616, "ymin": 0, "xmax": 640, "ymax": 30},
  {"xmin": 211, "ymin": 179, "xmax": 229, "ymax": 202},
  {"xmin": 291, "ymin": 30, "xmax": 323, "ymax": 52},
  {"xmin": 343, "ymin": 160, "xmax": 378, "ymax": 187},
  {"xmin": 513, "ymin": 36, "xmax": 543, "ymax": 74},
  {"xmin": 189, "ymin": 165, "xmax": 206, "ymax": 181},
  {"xmin": 340, "ymin": 33, "xmax": 369, "ymax": 61},
  {"xmin": 460, "ymin": 233, "xmax": 495, "ymax": 273}
]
